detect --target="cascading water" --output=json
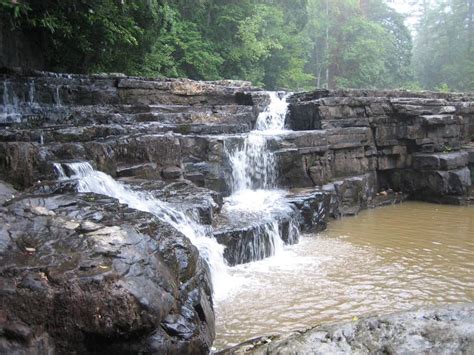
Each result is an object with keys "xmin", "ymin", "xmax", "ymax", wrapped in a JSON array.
[
  {"xmin": 54, "ymin": 162, "xmax": 231, "ymax": 299},
  {"xmin": 1, "ymin": 80, "xmax": 21, "ymax": 123},
  {"xmin": 226, "ymin": 92, "xmax": 290, "ymax": 192},
  {"xmin": 222, "ymin": 92, "xmax": 300, "ymax": 261},
  {"xmin": 55, "ymin": 86, "xmax": 62, "ymax": 106},
  {"xmin": 255, "ymin": 92, "xmax": 290, "ymax": 132},
  {"xmin": 52, "ymin": 92, "xmax": 297, "ymax": 299},
  {"xmin": 226, "ymin": 134, "xmax": 276, "ymax": 192},
  {"xmin": 29, "ymin": 81, "xmax": 35, "ymax": 104}
]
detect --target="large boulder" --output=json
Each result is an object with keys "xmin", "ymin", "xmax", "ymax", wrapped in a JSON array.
[{"xmin": 0, "ymin": 193, "xmax": 214, "ymax": 354}]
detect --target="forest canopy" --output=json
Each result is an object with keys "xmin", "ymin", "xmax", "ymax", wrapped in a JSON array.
[{"xmin": 1, "ymin": 0, "xmax": 473, "ymax": 91}]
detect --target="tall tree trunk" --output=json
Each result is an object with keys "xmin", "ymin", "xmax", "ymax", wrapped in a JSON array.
[
  {"xmin": 325, "ymin": 0, "xmax": 329, "ymax": 89},
  {"xmin": 469, "ymin": 0, "xmax": 473, "ymax": 53},
  {"xmin": 314, "ymin": 43, "xmax": 321, "ymax": 88},
  {"xmin": 359, "ymin": 0, "xmax": 369, "ymax": 17}
]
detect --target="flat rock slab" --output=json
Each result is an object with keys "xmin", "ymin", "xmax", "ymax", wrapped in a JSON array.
[
  {"xmin": 413, "ymin": 151, "xmax": 469, "ymax": 170},
  {"xmin": 218, "ymin": 303, "xmax": 474, "ymax": 355}
]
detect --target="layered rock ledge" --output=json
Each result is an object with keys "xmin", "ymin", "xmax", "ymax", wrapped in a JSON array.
[{"xmin": 285, "ymin": 89, "xmax": 474, "ymax": 205}]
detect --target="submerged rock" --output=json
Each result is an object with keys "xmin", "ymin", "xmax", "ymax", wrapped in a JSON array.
[{"xmin": 218, "ymin": 303, "xmax": 474, "ymax": 355}]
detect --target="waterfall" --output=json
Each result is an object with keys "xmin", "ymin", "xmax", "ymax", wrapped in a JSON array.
[
  {"xmin": 1, "ymin": 80, "xmax": 20, "ymax": 123},
  {"xmin": 2, "ymin": 81, "xmax": 9, "ymax": 108},
  {"xmin": 53, "ymin": 163, "xmax": 67, "ymax": 179},
  {"xmin": 225, "ymin": 92, "xmax": 290, "ymax": 192},
  {"xmin": 55, "ymin": 162, "xmax": 231, "ymax": 299},
  {"xmin": 255, "ymin": 92, "xmax": 290, "ymax": 132},
  {"xmin": 55, "ymin": 86, "xmax": 62, "ymax": 106},
  {"xmin": 223, "ymin": 92, "xmax": 299, "ymax": 260},
  {"xmin": 226, "ymin": 134, "xmax": 276, "ymax": 191},
  {"xmin": 51, "ymin": 92, "xmax": 297, "ymax": 298},
  {"xmin": 29, "ymin": 81, "xmax": 36, "ymax": 104}
]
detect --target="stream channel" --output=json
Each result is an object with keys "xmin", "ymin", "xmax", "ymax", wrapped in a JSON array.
[{"xmin": 213, "ymin": 201, "xmax": 474, "ymax": 349}]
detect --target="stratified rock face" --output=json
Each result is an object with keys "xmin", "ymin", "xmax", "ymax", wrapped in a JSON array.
[
  {"xmin": 1, "ymin": 72, "xmax": 472, "ymax": 205},
  {"xmin": 285, "ymin": 89, "xmax": 474, "ymax": 205},
  {"xmin": 218, "ymin": 303, "xmax": 474, "ymax": 355},
  {"xmin": 0, "ymin": 193, "xmax": 214, "ymax": 354},
  {"xmin": 0, "ymin": 70, "xmax": 263, "ymax": 192}
]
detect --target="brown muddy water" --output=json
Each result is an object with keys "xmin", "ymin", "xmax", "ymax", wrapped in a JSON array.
[{"xmin": 214, "ymin": 202, "xmax": 474, "ymax": 350}]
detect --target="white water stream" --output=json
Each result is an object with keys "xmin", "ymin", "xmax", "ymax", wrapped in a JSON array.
[
  {"xmin": 225, "ymin": 92, "xmax": 290, "ymax": 192},
  {"xmin": 54, "ymin": 162, "xmax": 232, "ymax": 299},
  {"xmin": 222, "ymin": 92, "xmax": 298, "ymax": 257},
  {"xmin": 53, "ymin": 91, "xmax": 295, "ymax": 300},
  {"xmin": 1, "ymin": 80, "xmax": 21, "ymax": 123}
]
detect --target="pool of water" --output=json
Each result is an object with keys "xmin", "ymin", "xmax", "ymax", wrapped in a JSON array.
[{"xmin": 214, "ymin": 202, "xmax": 474, "ymax": 350}]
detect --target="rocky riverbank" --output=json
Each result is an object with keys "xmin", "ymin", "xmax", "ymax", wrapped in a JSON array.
[
  {"xmin": 1, "ymin": 70, "xmax": 473, "ymax": 353},
  {"xmin": 217, "ymin": 303, "xmax": 474, "ymax": 354}
]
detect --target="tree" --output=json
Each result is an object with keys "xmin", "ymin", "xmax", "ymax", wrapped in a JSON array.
[
  {"xmin": 1, "ymin": 0, "xmax": 422, "ymax": 91},
  {"xmin": 1, "ymin": 0, "xmax": 164, "ymax": 74},
  {"xmin": 413, "ymin": 0, "xmax": 474, "ymax": 90},
  {"xmin": 305, "ymin": 0, "xmax": 413, "ymax": 89}
]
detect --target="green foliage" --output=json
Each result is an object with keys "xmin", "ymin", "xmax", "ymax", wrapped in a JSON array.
[
  {"xmin": 436, "ymin": 83, "xmax": 451, "ymax": 93},
  {"xmin": 0, "ymin": 0, "xmax": 30, "ymax": 23},
  {"xmin": 402, "ymin": 81, "xmax": 424, "ymax": 91},
  {"xmin": 1, "ymin": 0, "xmax": 163, "ymax": 74},
  {"xmin": 141, "ymin": 6, "xmax": 223, "ymax": 80},
  {"xmin": 305, "ymin": 0, "xmax": 413, "ymax": 89},
  {"xmin": 7, "ymin": 0, "xmax": 468, "ymax": 92}
]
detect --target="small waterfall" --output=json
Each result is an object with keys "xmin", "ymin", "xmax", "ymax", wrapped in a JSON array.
[
  {"xmin": 55, "ymin": 86, "xmax": 62, "ymax": 106},
  {"xmin": 1, "ymin": 80, "xmax": 20, "ymax": 123},
  {"xmin": 2, "ymin": 81, "xmax": 9, "ymax": 107},
  {"xmin": 56, "ymin": 162, "xmax": 230, "ymax": 298},
  {"xmin": 225, "ymin": 92, "xmax": 289, "ymax": 192},
  {"xmin": 226, "ymin": 134, "xmax": 276, "ymax": 192},
  {"xmin": 222, "ymin": 92, "xmax": 300, "ymax": 262},
  {"xmin": 255, "ymin": 92, "xmax": 290, "ymax": 131},
  {"xmin": 29, "ymin": 81, "xmax": 36, "ymax": 103},
  {"xmin": 53, "ymin": 163, "xmax": 67, "ymax": 179}
]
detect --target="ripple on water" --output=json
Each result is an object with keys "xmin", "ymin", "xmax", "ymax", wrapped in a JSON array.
[{"xmin": 214, "ymin": 202, "xmax": 474, "ymax": 350}]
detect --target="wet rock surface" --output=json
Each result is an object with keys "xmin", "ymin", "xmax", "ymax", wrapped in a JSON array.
[
  {"xmin": 213, "ymin": 205, "xmax": 299, "ymax": 266},
  {"xmin": 1, "ymin": 72, "xmax": 472, "ymax": 204},
  {"xmin": 0, "ymin": 180, "xmax": 16, "ymax": 204},
  {"xmin": 0, "ymin": 192, "xmax": 214, "ymax": 354},
  {"xmin": 125, "ymin": 178, "xmax": 223, "ymax": 225},
  {"xmin": 218, "ymin": 303, "xmax": 474, "ymax": 355},
  {"xmin": 0, "ymin": 71, "xmax": 262, "ymax": 191}
]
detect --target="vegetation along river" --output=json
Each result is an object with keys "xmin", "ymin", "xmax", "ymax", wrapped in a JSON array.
[{"xmin": 214, "ymin": 202, "xmax": 474, "ymax": 350}]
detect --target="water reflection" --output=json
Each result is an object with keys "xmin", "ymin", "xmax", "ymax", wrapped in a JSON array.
[{"xmin": 214, "ymin": 202, "xmax": 474, "ymax": 349}]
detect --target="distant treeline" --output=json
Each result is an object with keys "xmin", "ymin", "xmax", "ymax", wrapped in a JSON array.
[{"xmin": 0, "ymin": 0, "xmax": 472, "ymax": 91}]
